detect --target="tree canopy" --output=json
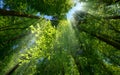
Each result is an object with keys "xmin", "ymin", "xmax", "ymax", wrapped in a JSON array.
[
  {"xmin": 0, "ymin": 0, "xmax": 120, "ymax": 75},
  {"xmin": 4, "ymin": 0, "xmax": 73, "ymax": 16}
]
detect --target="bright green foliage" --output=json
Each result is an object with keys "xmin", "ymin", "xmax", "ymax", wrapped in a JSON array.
[
  {"xmin": 0, "ymin": 0, "xmax": 120, "ymax": 75},
  {"xmin": 4, "ymin": 20, "xmax": 80, "ymax": 75}
]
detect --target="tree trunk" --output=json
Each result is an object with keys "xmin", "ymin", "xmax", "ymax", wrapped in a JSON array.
[
  {"xmin": 5, "ymin": 63, "xmax": 20, "ymax": 75},
  {"xmin": 0, "ymin": 27, "xmax": 26, "ymax": 31},
  {"xmin": 104, "ymin": 16, "xmax": 120, "ymax": 19},
  {"xmin": 79, "ymin": 28, "xmax": 120, "ymax": 50},
  {"xmin": 0, "ymin": 9, "xmax": 40, "ymax": 19},
  {"xmin": 0, "ymin": 32, "xmax": 30, "ymax": 47}
]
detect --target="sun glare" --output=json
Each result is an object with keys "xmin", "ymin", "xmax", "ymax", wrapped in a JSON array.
[
  {"xmin": 74, "ymin": 2, "xmax": 84, "ymax": 11},
  {"xmin": 67, "ymin": 2, "xmax": 86, "ymax": 20}
]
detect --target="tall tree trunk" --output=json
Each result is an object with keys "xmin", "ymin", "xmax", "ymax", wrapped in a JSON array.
[
  {"xmin": 5, "ymin": 63, "xmax": 20, "ymax": 75},
  {"xmin": 104, "ymin": 16, "xmax": 120, "ymax": 19},
  {"xmin": 0, "ymin": 9, "xmax": 40, "ymax": 19},
  {"xmin": 83, "ymin": 12, "xmax": 120, "ymax": 20},
  {"xmin": 79, "ymin": 28, "xmax": 120, "ymax": 50},
  {"xmin": 0, "ymin": 32, "xmax": 30, "ymax": 47},
  {"xmin": 0, "ymin": 27, "xmax": 26, "ymax": 31}
]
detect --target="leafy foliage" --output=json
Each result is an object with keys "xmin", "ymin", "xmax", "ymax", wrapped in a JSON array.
[
  {"xmin": 4, "ymin": 0, "xmax": 73, "ymax": 16},
  {"xmin": 0, "ymin": 0, "xmax": 120, "ymax": 75}
]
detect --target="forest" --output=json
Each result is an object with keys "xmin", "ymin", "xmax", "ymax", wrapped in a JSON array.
[{"xmin": 0, "ymin": 0, "xmax": 120, "ymax": 75}]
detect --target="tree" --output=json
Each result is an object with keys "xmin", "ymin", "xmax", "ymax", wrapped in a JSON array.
[
  {"xmin": 71, "ymin": 1, "xmax": 120, "ymax": 74},
  {"xmin": 0, "ymin": 0, "xmax": 120, "ymax": 75}
]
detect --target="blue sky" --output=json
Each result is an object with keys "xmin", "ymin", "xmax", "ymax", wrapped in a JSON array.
[
  {"xmin": 0, "ymin": 0, "xmax": 4, "ymax": 8},
  {"xmin": 36, "ymin": 12, "xmax": 53, "ymax": 20},
  {"xmin": 67, "ymin": 2, "xmax": 86, "ymax": 20}
]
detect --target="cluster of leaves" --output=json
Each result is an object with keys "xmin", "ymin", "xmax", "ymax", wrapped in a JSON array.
[{"xmin": 0, "ymin": 0, "xmax": 120, "ymax": 75}]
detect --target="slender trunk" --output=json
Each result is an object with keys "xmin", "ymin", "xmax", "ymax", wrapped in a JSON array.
[
  {"xmin": 79, "ymin": 28, "xmax": 120, "ymax": 50},
  {"xmin": 85, "ymin": 12, "xmax": 120, "ymax": 20},
  {"xmin": 104, "ymin": 16, "xmax": 120, "ymax": 19},
  {"xmin": 0, "ymin": 26, "xmax": 11, "ymax": 30},
  {"xmin": 0, "ymin": 27, "xmax": 26, "ymax": 31},
  {"xmin": 0, "ymin": 32, "xmax": 30, "ymax": 46},
  {"xmin": 61, "ymin": 67, "xmax": 65, "ymax": 75},
  {"xmin": 7, "ymin": 32, "xmax": 30, "ymax": 43},
  {"xmin": 0, "ymin": 9, "xmax": 40, "ymax": 19},
  {"xmin": 4, "ymin": 52, "xmax": 33, "ymax": 75},
  {"xmin": 5, "ymin": 63, "xmax": 20, "ymax": 75}
]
